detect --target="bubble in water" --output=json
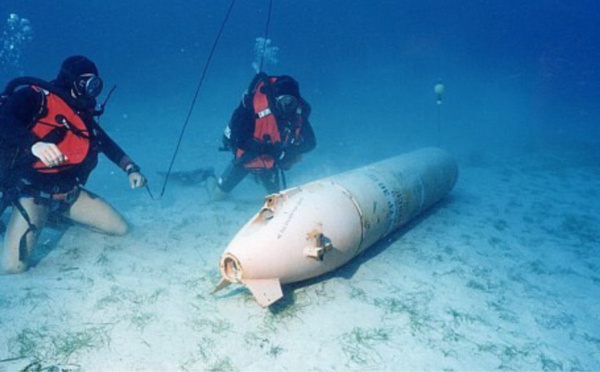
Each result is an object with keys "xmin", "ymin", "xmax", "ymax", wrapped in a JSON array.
[
  {"xmin": 251, "ymin": 37, "xmax": 279, "ymax": 73},
  {"xmin": 1, "ymin": 12, "xmax": 34, "ymax": 75}
]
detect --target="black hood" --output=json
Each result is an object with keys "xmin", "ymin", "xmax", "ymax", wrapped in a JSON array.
[
  {"xmin": 272, "ymin": 75, "xmax": 300, "ymax": 98},
  {"xmin": 53, "ymin": 56, "xmax": 99, "ymax": 110},
  {"xmin": 56, "ymin": 55, "xmax": 99, "ymax": 88}
]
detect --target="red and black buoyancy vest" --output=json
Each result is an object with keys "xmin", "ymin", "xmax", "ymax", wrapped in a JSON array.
[
  {"xmin": 30, "ymin": 87, "xmax": 91, "ymax": 173},
  {"xmin": 235, "ymin": 77, "xmax": 304, "ymax": 170}
]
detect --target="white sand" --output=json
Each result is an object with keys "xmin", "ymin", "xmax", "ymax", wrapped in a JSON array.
[{"xmin": 1, "ymin": 146, "xmax": 599, "ymax": 372}]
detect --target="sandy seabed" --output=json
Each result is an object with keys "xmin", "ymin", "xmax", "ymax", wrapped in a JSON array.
[{"xmin": 0, "ymin": 146, "xmax": 599, "ymax": 372}]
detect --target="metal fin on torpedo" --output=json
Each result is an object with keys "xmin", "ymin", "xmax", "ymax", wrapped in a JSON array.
[{"xmin": 242, "ymin": 278, "xmax": 283, "ymax": 307}]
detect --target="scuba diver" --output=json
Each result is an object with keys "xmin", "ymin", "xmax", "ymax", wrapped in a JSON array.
[
  {"xmin": 208, "ymin": 72, "xmax": 316, "ymax": 199},
  {"xmin": 0, "ymin": 55, "xmax": 147, "ymax": 274}
]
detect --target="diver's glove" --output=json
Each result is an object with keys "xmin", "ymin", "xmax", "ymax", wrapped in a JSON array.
[
  {"xmin": 273, "ymin": 144, "xmax": 299, "ymax": 170},
  {"xmin": 125, "ymin": 163, "xmax": 147, "ymax": 189},
  {"xmin": 269, "ymin": 143, "xmax": 286, "ymax": 161}
]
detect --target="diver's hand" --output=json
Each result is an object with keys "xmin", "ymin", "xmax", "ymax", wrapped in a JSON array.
[
  {"xmin": 31, "ymin": 142, "xmax": 68, "ymax": 167},
  {"xmin": 270, "ymin": 143, "xmax": 287, "ymax": 161},
  {"xmin": 128, "ymin": 172, "xmax": 147, "ymax": 189},
  {"xmin": 125, "ymin": 163, "xmax": 147, "ymax": 189}
]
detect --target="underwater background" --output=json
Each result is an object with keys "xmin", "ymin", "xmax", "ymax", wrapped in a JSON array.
[
  {"xmin": 3, "ymin": 0, "xmax": 599, "ymax": 171},
  {"xmin": 1, "ymin": 1, "xmax": 599, "ymax": 371}
]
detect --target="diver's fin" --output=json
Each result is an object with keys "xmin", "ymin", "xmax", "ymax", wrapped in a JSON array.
[
  {"xmin": 242, "ymin": 278, "xmax": 283, "ymax": 307},
  {"xmin": 157, "ymin": 167, "xmax": 215, "ymax": 186}
]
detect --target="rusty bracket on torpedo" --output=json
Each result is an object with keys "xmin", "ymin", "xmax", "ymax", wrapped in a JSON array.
[{"xmin": 304, "ymin": 231, "xmax": 333, "ymax": 261}]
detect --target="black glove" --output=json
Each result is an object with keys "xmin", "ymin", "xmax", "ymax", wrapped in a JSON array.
[
  {"xmin": 269, "ymin": 143, "xmax": 286, "ymax": 161},
  {"xmin": 277, "ymin": 146, "xmax": 300, "ymax": 170}
]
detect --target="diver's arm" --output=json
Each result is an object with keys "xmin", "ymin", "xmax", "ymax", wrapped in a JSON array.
[
  {"xmin": 94, "ymin": 125, "xmax": 146, "ymax": 188},
  {"xmin": 295, "ymin": 119, "xmax": 316, "ymax": 154},
  {"xmin": 225, "ymin": 74, "xmax": 273, "ymax": 155},
  {"xmin": 0, "ymin": 88, "xmax": 43, "ymax": 149},
  {"xmin": 289, "ymin": 100, "xmax": 316, "ymax": 155},
  {"xmin": 229, "ymin": 104, "xmax": 264, "ymax": 153},
  {"xmin": 93, "ymin": 124, "xmax": 133, "ymax": 170},
  {"xmin": 244, "ymin": 72, "xmax": 268, "ymax": 106}
]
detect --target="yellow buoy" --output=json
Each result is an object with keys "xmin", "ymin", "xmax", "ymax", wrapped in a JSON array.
[
  {"xmin": 434, "ymin": 82, "xmax": 445, "ymax": 146},
  {"xmin": 434, "ymin": 83, "xmax": 444, "ymax": 105}
]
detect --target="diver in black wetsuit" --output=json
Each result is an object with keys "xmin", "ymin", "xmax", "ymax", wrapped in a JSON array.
[
  {"xmin": 208, "ymin": 73, "xmax": 316, "ymax": 199},
  {"xmin": 0, "ymin": 55, "xmax": 146, "ymax": 274}
]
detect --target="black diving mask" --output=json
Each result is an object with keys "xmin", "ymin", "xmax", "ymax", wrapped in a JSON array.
[
  {"xmin": 275, "ymin": 94, "xmax": 299, "ymax": 116},
  {"xmin": 74, "ymin": 74, "xmax": 104, "ymax": 98}
]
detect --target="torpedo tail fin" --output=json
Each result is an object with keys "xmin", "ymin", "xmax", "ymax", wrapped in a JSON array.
[{"xmin": 242, "ymin": 278, "xmax": 283, "ymax": 307}]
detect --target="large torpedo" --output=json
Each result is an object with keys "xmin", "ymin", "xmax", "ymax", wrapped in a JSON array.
[{"xmin": 213, "ymin": 147, "xmax": 458, "ymax": 307}]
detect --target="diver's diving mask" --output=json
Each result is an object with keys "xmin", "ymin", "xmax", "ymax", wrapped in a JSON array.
[
  {"xmin": 275, "ymin": 94, "xmax": 299, "ymax": 116},
  {"xmin": 74, "ymin": 74, "xmax": 104, "ymax": 98}
]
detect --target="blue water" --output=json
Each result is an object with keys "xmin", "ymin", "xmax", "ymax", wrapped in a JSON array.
[
  {"xmin": 3, "ymin": 0, "xmax": 599, "ymax": 154},
  {"xmin": 1, "ymin": 1, "xmax": 599, "ymax": 371}
]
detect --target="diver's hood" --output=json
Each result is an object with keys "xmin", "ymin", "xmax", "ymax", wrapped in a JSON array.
[
  {"xmin": 53, "ymin": 55, "xmax": 100, "ymax": 111},
  {"xmin": 272, "ymin": 75, "xmax": 300, "ymax": 99},
  {"xmin": 56, "ymin": 55, "xmax": 99, "ymax": 87}
]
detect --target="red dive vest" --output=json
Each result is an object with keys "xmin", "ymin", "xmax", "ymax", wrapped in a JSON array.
[
  {"xmin": 30, "ymin": 87, "xmax": 90, "ymax": 173},
  {"xmin": 236, "ymin": 77, "xmax": 304, "ymax": 170}
]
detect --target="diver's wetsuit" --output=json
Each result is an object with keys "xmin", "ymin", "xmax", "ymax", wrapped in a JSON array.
[
  {"xmin": 0, "ymin": 83, "xmax": 133, "ymax": 198},
  {"xmin": 218, "ymin": 75, "xmax": 316, "ymax": 194}
]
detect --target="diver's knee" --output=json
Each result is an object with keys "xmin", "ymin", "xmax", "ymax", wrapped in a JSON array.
[
  {"xmin": 206, "ymin": 176, "xmax": 228, "ymax": 201},
  {"xmin": 96, "ymin": 214, "xmax": 129, "ymax": 236},
  {"xmin": 111, "ymin": 220, "xmax": 129, "ymax": 236},
  {"xmin": 1, "ymin": 260, "xmax": 28, "ymax": 275}
]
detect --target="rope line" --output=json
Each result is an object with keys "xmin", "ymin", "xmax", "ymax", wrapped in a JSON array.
[{"xmin": 153, "ymin": 0, "xmax": 238, "ymax": 199}]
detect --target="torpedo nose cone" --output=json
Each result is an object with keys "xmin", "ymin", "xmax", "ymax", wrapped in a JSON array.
[{"xmin": 220, "ymin": 253, "xmax": 243, "ymax": 283}]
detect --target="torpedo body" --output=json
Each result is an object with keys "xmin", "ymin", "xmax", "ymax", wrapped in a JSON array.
[{"xmin": 214, "ymin": 147, "xmax": 458, "ymax": 307}]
